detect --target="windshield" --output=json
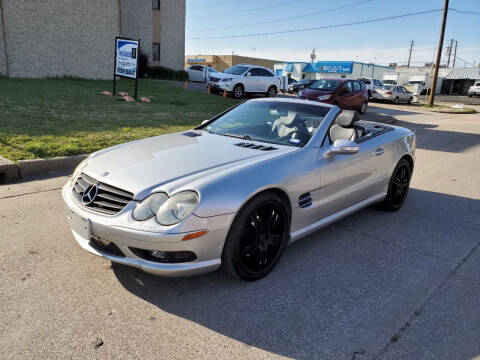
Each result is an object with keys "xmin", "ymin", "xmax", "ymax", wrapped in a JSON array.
[
  {"xmin": 200, "ymin": 101, "xmax": 329, "ymax": 147},
  {"xmin": 408, "ymin": 81, "xmax": 423, "ymax": 85},
  {"xmin": 308, "ymin": 79, "xmax": 343, "ymax": 91},
  {"xmin": 298, "ymin": 79, "xmax": 312, "ymax": 84},
  {"xmin": 208, "ymin": 67, "xmax": 217, "ymax": 72},
  {"xmin": 383, "ymin": 80, "xmax": 396, "ymax": 85},
  {"xmin": 223, "ymin": 65, "xmax": 249, "ymax": 75}
]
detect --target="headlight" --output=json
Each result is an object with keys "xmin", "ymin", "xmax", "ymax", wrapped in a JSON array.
[
  {"xmin": 317, "ymin": 95, "xmax": 331, "ymax": 101},
  {"xmin": 133, "ymin": 193, "xmax": 168, "ymax": 221},
  {"xmin": 70, "ymin": 156, "xmax": 90, "ymax": 185},
  {"xmin": 156, "ymin": 191, "xmax": 199, "ymax": 225},
  {"xmin": 221, "ymin": 78, "xmax": 233, "ymax": 82}
]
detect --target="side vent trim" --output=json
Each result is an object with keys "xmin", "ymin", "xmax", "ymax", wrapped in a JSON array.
[
  {"xmin": 298, "ymin": 192, "xmax": 312, "ymax": 208},
  {"xmin": 234, "ymin": 142, "xmax": 277, "ymax": 151},
  {"xmin": 183, "ymin": 131, "xmax": 201, "ymax": 137}
]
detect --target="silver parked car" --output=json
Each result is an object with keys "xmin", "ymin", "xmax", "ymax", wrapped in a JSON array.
[
  {"xmin": 63, "ymin": 99, "xmax": 415, "ymax": 281},
  {"xmin": 372, "ymin": 85, "xmax": 413, "ymax": 104}
]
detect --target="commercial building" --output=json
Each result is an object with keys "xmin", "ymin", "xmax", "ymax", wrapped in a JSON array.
[
  {"xmin": 0, "ymin": 0, "xmax": 185, "ymax": 79},
  {"xmin": 185, "ymin": 55, "xmax": 279, "ymax": 72},
  {"xmin": 273, "ymin": 61, "xmax": 394, "ymax": 81},
  {"xmin": 441, "ymin": 68, "xmax": 480, "ymax": 95}
]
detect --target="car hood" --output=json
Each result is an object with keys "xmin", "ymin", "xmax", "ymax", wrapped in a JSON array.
[
  {"xmin": 302, "ymin": 88, "xmax": 334, "ymax": 99},
  {"xmin": 83, "ymin": 132, "xmax": 295, "ymax": 198}
]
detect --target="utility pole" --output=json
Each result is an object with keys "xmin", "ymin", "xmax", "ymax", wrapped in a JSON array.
[
  {"xmin": 454, "ymin": 42, "xmax": 459, "ymax": 68},
  {"xmin": 310, "ymin": 48, "xmax": 316, "ymax": 63},
  {"xmin": 407, "ymin": 40, "xmax": 414, "ymax": 68},
  {"xmin": 429, "ymin": 0, "xmax": 449, "ymax": 106},
  {"xmin": 446, "ymin": 38, "xmax": 454, "ymax": 68}
]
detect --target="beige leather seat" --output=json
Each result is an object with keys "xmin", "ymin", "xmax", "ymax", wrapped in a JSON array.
[{"xmin": 329, "ymin": 110, "xmax": 359, "ymax": 142}]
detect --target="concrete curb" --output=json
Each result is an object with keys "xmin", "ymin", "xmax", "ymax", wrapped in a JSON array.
[{"xmin": 0, "ymin": 154, "xmax": 87, "ymax": 184}]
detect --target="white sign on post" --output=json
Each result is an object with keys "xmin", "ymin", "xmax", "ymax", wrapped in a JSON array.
[{"xmin": 115, "ymin": 38, "xmax": 139, "ymax": 79}]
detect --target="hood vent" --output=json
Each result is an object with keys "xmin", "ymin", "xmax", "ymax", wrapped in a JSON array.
[
  {"xmin": 298, "ymin": 193, "xmax": 312, "ymax": 208},
  {"xmin": 235, "ymin": 142, "xmax": 277, "ymax": 151},
  {"xmin": 183, "ymin": 131, "xmax": 201, "ymax": 137}
]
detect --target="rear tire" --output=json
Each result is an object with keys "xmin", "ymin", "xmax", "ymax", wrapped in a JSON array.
[
  {"xmin": 221, "ymin": 192, "xmax": 289, "ymax": 281},
  {"xmin": 379, "ymin": 158, "xmax": 411, "ymax": 211},
  {"xmin": 393, "ymin": 97, "xmax": 400, "ymax": 104},
  {"xmin": 266, "ymin": 86, "xmax": 277, "ymax": 98},
  {"xmin": 358, "ymin": 101, "xmax": 368, "ymax": 114}
]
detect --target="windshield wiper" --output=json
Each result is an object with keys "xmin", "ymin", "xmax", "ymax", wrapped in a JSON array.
[{"xmin": 222, "ymin": 133, "xmax": 252, "ymax": 140}]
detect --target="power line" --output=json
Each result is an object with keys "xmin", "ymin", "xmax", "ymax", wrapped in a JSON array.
[
  {"xmin": 187, "ymin": 0, "xmax": 305, "ymax": 19},
  {"xmin": 189, "ymin": 0, "xmax": 373, "ymax": 32},
  {"xmin": 187, "ymin": 8, "xmax": 443, "ymax": 40}
]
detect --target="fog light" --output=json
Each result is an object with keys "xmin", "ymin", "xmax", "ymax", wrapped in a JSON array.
[
  {"xmin": 129, "ymin": 248, "xmax": 197, "ymax": 263},
  {"xmin": 150, "ymin": 250, "xmax": 167, "ymax": 260}
]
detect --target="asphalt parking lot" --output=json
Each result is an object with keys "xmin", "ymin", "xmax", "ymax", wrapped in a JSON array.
[{"xmin": 1, "ymin": 103, "xmax": 479, "ymax": 359}]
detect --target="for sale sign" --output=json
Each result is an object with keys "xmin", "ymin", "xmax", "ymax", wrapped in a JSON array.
[{"xmin": 115, "ymin": 38, "xmax": 139, "ymax": 79}]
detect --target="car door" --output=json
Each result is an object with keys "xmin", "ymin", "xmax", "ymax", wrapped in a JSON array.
[
  {"xmin": 246, "ymin": 68, "xmax": 264, "ymax": 92},
  {"xmin": 316, "ymin": 119, "xmax": 393, "ymax": 219},
  {"xmin": 352, "ymin": 81, "xmax": 364, "ymax": 108},
  {"xmin": 401, "ymin": 86, "xmax": 412, "ymax": 101},
  {"xmin": 256, "ymin": 68, "xmax": 276, "ymax": 92},
  {"xmin": 337, "ymin": 81, "xmax": 355, "ymax": 109},
  {"xmin": 189, "ymin": 65, "xmax": 203, "ymax": 82}
]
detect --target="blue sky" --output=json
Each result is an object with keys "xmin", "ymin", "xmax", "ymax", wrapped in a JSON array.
[{"xmin": 186, "ymin": 0, "xmax": 480, "ymax": 66}]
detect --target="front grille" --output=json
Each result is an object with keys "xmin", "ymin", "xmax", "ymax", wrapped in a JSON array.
[
  {"xmin": 72, "ymin": 173, "xmax": 133, "ymax": 215},
  {"xmin": 210, "ymin": 77, "xmax": 220, "ymax": 82}
]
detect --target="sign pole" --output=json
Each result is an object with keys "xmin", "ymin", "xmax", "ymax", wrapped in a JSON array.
[
  {"xmin": 112, "ymin": 36, "xmax": 118, "ymax": 95},
  {"xmin": 134, "ymin": 39, "xmax": 141, "ymax": 100}
]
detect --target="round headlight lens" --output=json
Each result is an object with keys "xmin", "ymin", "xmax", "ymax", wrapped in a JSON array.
[
  {"xmin": 156, "ymin": 191, "xmax": 199, "ymax": 226},
  {"xmin": 133, "ymin": 193, "xmax": 168, "ymax": 221}
]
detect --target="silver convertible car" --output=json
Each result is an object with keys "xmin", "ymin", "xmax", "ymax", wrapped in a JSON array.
[{"xmin": 63, "ymin": 98, "xmax": 415, "ymax": 281}]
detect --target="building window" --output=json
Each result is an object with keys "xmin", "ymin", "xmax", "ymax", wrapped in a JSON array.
[
  {"xmin": 152, "ymin": 0, "xmax": 160, "ymax": 10},
  {"xmin": 152, "ymin": 43, "xmax": 160, "ymax": 62}
]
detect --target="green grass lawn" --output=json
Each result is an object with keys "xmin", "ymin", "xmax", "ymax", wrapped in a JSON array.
[{"xmin": 0, "ymin": 77, "xmax": 240, "ymax": 161}]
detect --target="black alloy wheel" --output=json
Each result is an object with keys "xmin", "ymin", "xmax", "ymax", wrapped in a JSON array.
[
  {"xmin": 222, "ymin": 192, "xmax": 289, "ymax": 281},
  {"xmin": 380, "ymin": 158, "xmax": 411, "ymax": 211}
]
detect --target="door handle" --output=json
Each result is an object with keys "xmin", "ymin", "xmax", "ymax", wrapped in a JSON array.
[{"xmin": 375, "ymin": 147, "xmax": 385, "ymax": 156}]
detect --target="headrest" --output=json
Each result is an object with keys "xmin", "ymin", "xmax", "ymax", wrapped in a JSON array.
[{"xmin": 335, "ymin": 110, "xmax": 359, "ymax": 127}]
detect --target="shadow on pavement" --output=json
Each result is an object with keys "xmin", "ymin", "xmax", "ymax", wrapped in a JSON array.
[
  {"xmin": 113, "ymin": 189, "xmax": 479, "ymax": 359},
  {"xmin": 394, "ymin": 119, "xmax": 480, "ymax": 153}
]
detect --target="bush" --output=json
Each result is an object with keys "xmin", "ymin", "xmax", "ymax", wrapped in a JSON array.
[
  {"xmin": 146, "ymin": 66, "xmax": 188, "ymax": 81},
  {"xmin": 137, "ymin": 49, "xmax": 150, "ymax": 78}
]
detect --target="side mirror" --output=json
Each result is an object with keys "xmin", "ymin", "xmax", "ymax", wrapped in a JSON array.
[
  {"xmin": 245, "ymin": 72, "xmax": 252, "ymax": 77},
  {"xmin": 329, "ymin": 139, "xmax": 359, "ymax": 155}
]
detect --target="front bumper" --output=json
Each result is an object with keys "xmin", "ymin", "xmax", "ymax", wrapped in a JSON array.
[
  {"xmin": 62, "ymin": 183, "xmax": 235, "ymax": 277},
  {"xmin": 209, "ymin": 81, "xmax": 232, "ymax": 92}
]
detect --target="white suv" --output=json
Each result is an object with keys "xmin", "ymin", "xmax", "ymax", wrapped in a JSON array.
[{"xmin": 209, "ymin": 64, "xmax": 281, "ymax": 99}]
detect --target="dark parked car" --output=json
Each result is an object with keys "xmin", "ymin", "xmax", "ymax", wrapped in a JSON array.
[
  {"xmin": 299, "ymin": 78, "xmax": 368, "ymax": 114},
  {"xmin": 288, "ymin": 78, "xmax": 316, "ymax": 93}
]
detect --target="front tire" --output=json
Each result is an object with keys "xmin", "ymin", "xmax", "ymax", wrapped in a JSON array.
[
  {"xmin": 380, "ymin": 158, "xmax": 411, "ymax": 211},
  {"xmin": 221, "ymin": 192, "xmax": 289, "ymax": 281},
  {"xmin": 232, "ymin": 84, "xmax": 244, "ymax": 99},
  {"xmin": 408, "ymin": 97, "xmax": 413, "ymax": 104}
]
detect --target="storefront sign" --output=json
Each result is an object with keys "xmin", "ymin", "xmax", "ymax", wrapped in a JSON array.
[
  {"xmin": 187, "ymin": 58, "xmax": 206, "ymax": 63},
  {"xmin": 316, "ymin": 62, "xmax": 353, "ymax": 74}
]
